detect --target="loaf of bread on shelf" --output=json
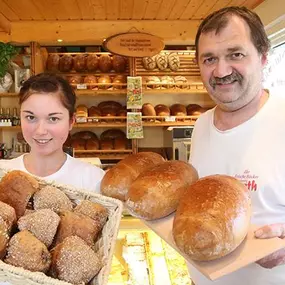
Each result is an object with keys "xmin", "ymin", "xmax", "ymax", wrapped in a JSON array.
[
  {"xmin": 98, "ymin": 101, "xmax": 122, "ymax": 112},
  {"xmin": 174, "ymin": 76, "xmax": 188, "ymax": 89},
  {"xmin": 74, "ymin": 200, "xmax": 108, "ymax": 230},
  {"xmin": 54, "ymin": 211, "xmax": 102, "ymax": 246},
  {"xmin": 155, "ymin": 104, "xmax": 171, "ymax": 116},
  {"xmin": 71, "ymin": 138, "xmax": 86, "ymax": 150},
  {"xmin": 100, "ymin": 129, "xmax": 126, "ymax": 140},
  {"xmin": 142, "ymin": 103, "xmax": 156, "ymax": 116},
  {"xmin": 59, "ymin": 55, "xmax": 73, "ymax": 72},
  {"xmin": 100, "ymin": 139, "xmax": 113, "ymax": 150},
  {"xmin": 186, "ymin": 104, "xmax": 207, "ymax": 116},
  {"xmin": 112, "ymin": 55, "xmax": 127, "ymax": 72},
  {"xmin": 84, "ymin": 75, "xmax": 97, "ymax": 89},
  {"xmin": 5, "ymin": 230, "xmax": 51, "ymax": 272},
  {"xmin": 0, "ymin": 218, "xmax": 9, "ymax": 259},
  {"xmin": 114, "ymin": 137, "xmax": 127, "ymax": 150},
  {"xmin": 0, "ymin": 201, "xmax": 17, "ymax": 233},
  {"xmin": 88, "ymin": 106, "xmax": 101, "ymax": 117},
  {"xmin": 100, "ymin": 152, "xmax": 165, "ymax": 201},
  {"xmin": 76, "ymin": 104, "xmax": 88, "ymax": 117},
  {"xmin": 156, "ymin": 53, "xmax": 168, "ymax": 71},
  {"xmin": 161, "ymin": 76, "xmax": 175, "ymax": 89},
  {"xmin": 86, "ymin": 138, "xmax": 100, "ymax": 150},
  {"xmin": 117, "ymin": 107, "xmax": 127, "ymax": 117},
  {"xmin": 112, "ymin": 75, "xmax": 127, "ymax": 89},
  {"xmin": 146, "ymin": 76, "xmax": 160, "ymax": 89},
  {"xmin": 68, "ymin": 75, "xmax": 82, "ymax": 88},
  {"xmin": 46, "ymin": 54, "xmax": 60, "ymax": 71},
  {"xmin": 50, "ymin": 236, "xmax": 101, "ymax": 284},
  {"xmin": 97, "ymin": 75, "xmax": 112, "ymax": 89},
  {"xmin": 33, "ymin": 185, "xmax": 73, "ymax": 214},
  {"xmin": 142, "ymin": 56, "xmax": 157, "ymax": 70},
  {"xmin": 73, "ymin": 54, "xmax": 87, "ymax": 72},
  {"xmin": 173, "ymin": 175, "xmax": 251, "ymax": 261},
  {"xmin": 99, "ymin": 54, "xmax": 112, "ymax": 73},
  {"xmin": 72, "ymin": 131, "xmax": 98, "ymax": 141},
  {"xmin": 170, "ymin": 104, "xmax": 187, "ymax": 116},
  {"xmin": 126, "ymin": 160, "xmax": 198, "ymax": 220},
  {"xmin": 0, "ymin": 170, "xmax": 39, "ymax": 218},
  {"xmin": 168, "ymin": 53, "xmax": 180, "ymax": 71},
  {"xmin": 17, "ymin": 209, "xmax": 60, "ymax": 248},
  {"xmin": 86, "ymin": 54, "xmax": 99, "ymax": 71}
]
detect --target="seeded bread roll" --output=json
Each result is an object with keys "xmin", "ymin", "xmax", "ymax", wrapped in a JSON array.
[
  {"xmin": 98, "ymin": 75, "xmax": 112, "ymax": 89},
  {"xmin": 156, "ymin": 54, "xmax": 168, "ymax": 70},
  {"xmin": 74, "ymin": 200, "xmax": 108, "ymax": 230},
  {"xmin": 0, "ymin": 201, "xmax": 16, "ymax": 233},
  {"xmin": 54, "ymin": 211, "xmax": 102, "ymax": 247},
  {"xmin": 86, "ymin": 54, "xmax": 99, "ymax": 71},
  {"xmin": 84, "ymin": 75, "xmax": 97, "ymax": 89},
  {"xmin": 0, "ymin": 170, "xmax": 39, "ymax": 218},
  {"xmin": 112, "ymin": 55, "xmax": 127, "ymax": 72},
  {"xmin": 146, "ymin": 76, "xmax": 160, "ymax": 89},
  {"xmin": 33, "ymin": 185, "xmax": 73, "ymax": 214},
  {"xmin": 5, "ymin": 230, "xmax": 51, "ymax": 272},
  {"xmin": 113, "ymin": 75, "xmax": 127, "ymax": 89},
  {"xmin": 59, "ymin": 55, "xmax": 73, "ymax": 72},
  {"xmin": 173, "ymin": 175, "xmax": 251, "ymax": 261},
  {"xmin": 101, "ymin": 152, "xmax": 165, "ymax": 201},
  {"xmin": 155, "ymin": 104, "xmax": 171, "ymax": 116},
  {"xmin": 142, "ymin": 103, "xmax": 156, "ymax": 116},
  {"xmin": 99, "ymin": 54, "xmax": 112, "ymax": 72},
  {"xmin": 50, "ymin": 236, "xmax": 101, "ymax": 284},
  {"xmin": 18, "ymin": 209, "xmax": 60, "ymax": 248},
  {"xmin": 142, "ymin": 56, "xmax": 157, "ymax": 70},
  {"xmin": 126, "ymin": 160, "xmax": 198, "ymax": 220},
  {"xmin": 0, "ymin": 217, "xmax": 9, "ymax": 259},
  {"xmin": 46, "ymin": 54, "xmax": 60, "ymax": 71}
]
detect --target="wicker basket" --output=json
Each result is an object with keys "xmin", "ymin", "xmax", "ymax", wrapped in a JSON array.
[{"xmin": 0, "ymin": 168, "xmax": 123, "ymax": 285}]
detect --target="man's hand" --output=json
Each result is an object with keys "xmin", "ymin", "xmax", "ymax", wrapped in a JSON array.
[{"xmin": 255, "ymin": 223, "xmax": 285, "ymax": 269}]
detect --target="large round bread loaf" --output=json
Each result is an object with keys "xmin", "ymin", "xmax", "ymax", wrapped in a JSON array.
[
  {"xmin": 173, "ymin": 175, "xmax": 251, "ymax": 261},
  {"xmin": 142, "ymin": 103, "xmax": 156, "ymax": 116},
  {"xmin": 46, "ymin": 54, "xmax": 60, "ymax": 71},
  {"xmin": 170, "ymin": 104, "xmax": 187, "ymax": 116},
  {"xmin": 126, "ymin": 161, "xmax": 198, "ymax": 220},
  {"xmin": 59, "ymin": 55, "xmax": 73, "ymax": 72},
  {"xmin": 101, "ymin": 152, "xmax": 165, "ymax": 201},
  {"xmin": 86, "ymin": 54, "xmax": 98, "ymax": 71}
]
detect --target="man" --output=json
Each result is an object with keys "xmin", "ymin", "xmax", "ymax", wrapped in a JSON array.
[{"xmin": 189, "ymin": 6, "xmax": 285, "ymax": 285}]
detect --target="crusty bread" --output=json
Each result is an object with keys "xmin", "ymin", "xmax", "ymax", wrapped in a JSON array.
[
  {"xmin": 170, "ymin": 104, "xmax": 187, "ymax": 116},
  {"xmin": 33, "ymin": 185, "xmax": 73, "ymax": 214},
  {"xmin": 0, "ymin": 217, "xmax": 9, "ymax": 260},
  {"xmin": 50, "ymin": 236, "xmax": 101, "ymax": 284},
  {"xmin": 5, "ymin": 230, "xmax": 51, "ymax": 272},
  {"xmin": 18, "ymin": 209, "xmax": 60, "ymax": 248},
  {"xmin": 54, "ymin": 211, "xmax": 101, "ymax": 247},
  {"xmin": 172, "ymin": 175, "xmax": 251, "ymax": 261},
  {"xmin": 142, "ymin": 103, "xmax": 156, "ymax": 116},
  {"xmin": 0, "ymin": 201, "xmax": 16, "ymax": 233},
  {"xmin": 0, "ymin": 170, "xmax": 39, "ymax": 218},
  {"xmin": 74, "ymin": 200, "xmax": 108, "ymax": 230},
  {"xmin": 126, "ymin": 160, "xmax": 198, "ymax": 220},
  {"xmin": 155, "ymin": 104, "xmax": 171, "ymax": 116},
  {"xmin": 100, "ymin": 152, "xmax": 165, "ymax": 201}
]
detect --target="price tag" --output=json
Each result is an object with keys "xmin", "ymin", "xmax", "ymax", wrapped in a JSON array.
[
  {"xmin": 76, "ymin": 116, "xmax": 87, "ymax": 123},
  {"xmin": 165, "ymin": 116, "xmax": 176, "ymax": 122},
  {"xmin": 76, "ymin": 84, "xmax": 87, "ymax": 90}
]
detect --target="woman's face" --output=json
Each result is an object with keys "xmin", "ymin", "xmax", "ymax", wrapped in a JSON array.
[{"xmin": 20, "ymin": 92, "xmax": 74, "ymax": 156}]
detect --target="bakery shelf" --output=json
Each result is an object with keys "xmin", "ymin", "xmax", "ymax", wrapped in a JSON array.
[
  {"xmin": 143, "ymin": 121, "xmax": 195, "ymax": 127},
  {"xmin": 76, "ymin": 89, "xmax": 127, "ymax": 96},
  {"xmin": 74, "ymin": 122, "xmax": 126, "ymax": 128},
  {"xmin": 0, "ymin": 126, "xmax": 21, "ymax": 130},
  {"xmin": 74, "ymin": 149, "xmax": 132, "ymax": 154},
  {"xmin": 75, "ymin": 152, "xmax": 131, "ymax": 160},
  {"xmin": 0, "ymin": 93, "xmax": 19, "ymax": 97},
  {"xmin": 143, "ymin": 87, "xmax": 207, "ymax": 95},
  {"xmin": 142, "ymin": 116, "xmax": 197, "ymax": 127}
]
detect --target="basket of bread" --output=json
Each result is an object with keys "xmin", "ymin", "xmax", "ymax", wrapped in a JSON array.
[{"xmin": 0, "ymin": 169, "xmax": 123, "ymax": 285}]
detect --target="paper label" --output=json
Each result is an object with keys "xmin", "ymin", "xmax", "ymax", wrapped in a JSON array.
[
  {"xmin": 77, "ymin": 84, "xmax": 87, "ymax": 90},
  {"xmin": 127, "ymin": 77, "xmax": 143, "ymax": 109},
  {"xmin": 127, "ymin": 112, "xmax": 144, "ymax": 139}
]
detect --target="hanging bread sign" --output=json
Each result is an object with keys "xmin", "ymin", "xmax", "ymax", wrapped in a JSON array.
[{"xmin": 103, "ymin": 32, "xmax": 165, "ymax": 57}]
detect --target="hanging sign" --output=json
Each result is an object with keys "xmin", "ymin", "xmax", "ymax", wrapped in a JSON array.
[{"xmin": 103, "ymin": 32, "xmax": 165, "ymax": 57}]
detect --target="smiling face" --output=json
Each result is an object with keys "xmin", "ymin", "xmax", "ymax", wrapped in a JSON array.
[
  {"xmin": 198, "ymin": 15, "xmax": 267, "ymax": 111},
  {"xmin": 20, "ymin": 92, "xmax": 74, "ymax": 157}
]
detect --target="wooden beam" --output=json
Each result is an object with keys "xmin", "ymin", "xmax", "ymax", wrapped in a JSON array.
[
  {"xmin": 0, "ymin": 13, "xmax": 11, "ymax": 34},
  {"xmin": 8, "ymin": 20, "xmax": 201, "ymax": 45}
]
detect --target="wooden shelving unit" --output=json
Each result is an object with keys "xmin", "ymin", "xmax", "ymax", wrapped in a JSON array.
[{"xmin": 0, "ymin": 93, "xmax": 19, "ymax": 97}]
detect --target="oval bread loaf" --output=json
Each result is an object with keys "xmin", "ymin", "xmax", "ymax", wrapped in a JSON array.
[
  {"xmin": 126, "ymin": 160, "xmax": 198, "ymax": 220},
  {"xmin": 101, "ymin": 152, "xmax": 165, "ymax": 201},
  {"xmin": 156, "ymin": 54, "xmax": 168, "ymax": 70},
  {"xmin": 142, "ymin": 56, "xmax": 157, "ymax": 70},
  {"xmin": 173, "ymin": 175, "xmax": 251, "ymax": 261},
  {"xmin": 168, "ymin": 53, "xmax": 180, "ymax": 71}
]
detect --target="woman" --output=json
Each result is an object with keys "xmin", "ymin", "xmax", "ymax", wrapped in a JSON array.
[{"xmin": 0, "ymin": 73, "xmax": 104, "ymax": 193}]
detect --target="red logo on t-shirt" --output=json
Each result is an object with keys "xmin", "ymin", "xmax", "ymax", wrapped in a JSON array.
[{"xmin": 235, "ymin": 170, "xmax": 259, "ymax": 191}]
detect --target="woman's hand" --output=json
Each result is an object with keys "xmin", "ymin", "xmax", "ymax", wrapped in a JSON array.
[{"xmin": 255, "ymin": 223, "xmax": 285, "ymax": 268}]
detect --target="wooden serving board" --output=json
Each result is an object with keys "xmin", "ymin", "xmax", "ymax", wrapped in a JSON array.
[{"xmin": 143, "ymin": 213, "xmax": 285, "ymax": 281}]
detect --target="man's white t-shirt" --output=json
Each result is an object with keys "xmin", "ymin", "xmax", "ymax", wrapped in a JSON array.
[
  {"xmin": 0, "ymin": 154, "xmax": 105, "ymax": 194},
  {"xmin": 189, "ymin": 93, "xmax": 285, "ymax": 285}
]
